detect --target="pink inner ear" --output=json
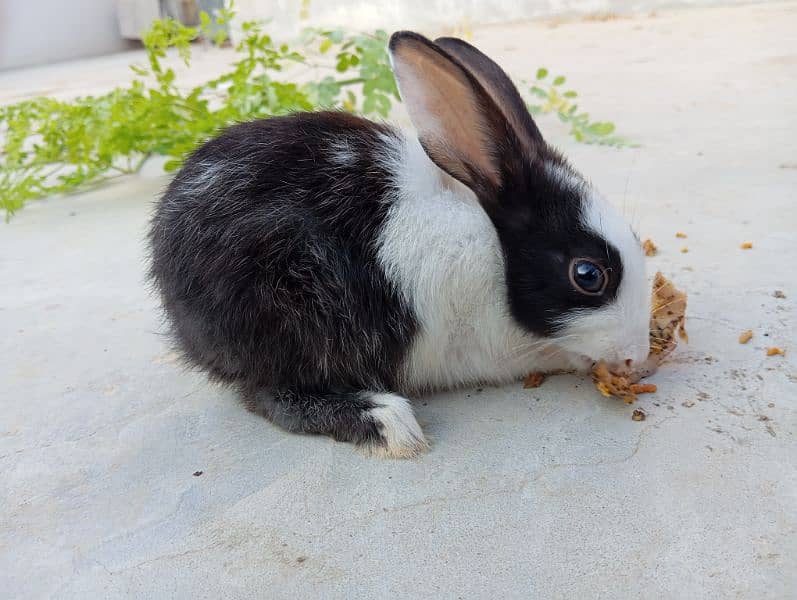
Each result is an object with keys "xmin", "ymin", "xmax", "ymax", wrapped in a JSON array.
[
  {"xmin": 434, "ymin": 38, "xmax": 540, "ymax": 160},
  {"xmin": 391, "ymin": 40, "xmax": 502, "ymax": 190}
]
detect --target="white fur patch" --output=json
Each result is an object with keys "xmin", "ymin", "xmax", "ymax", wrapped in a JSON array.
[
  {"xmin": 328, "ymin": 139, "xmax": 357, "ymax": 166},
  {"xmin": 365, "ymin": 393, "xmax": 427, "ymax": 459},
  {"xmin": 546, "ymin": 163, "xmax": 651, "ymax": 367},
  {"xmin": 376, "ymin": 135, "xmax": 583, "ymax": 393},
  {"xmin": 543, "ymin": 160, "xmax": 585, "ymax": 195},
  {"xmin": 176, "ymin": 159, "xmax": 254, "ymax": 200}
]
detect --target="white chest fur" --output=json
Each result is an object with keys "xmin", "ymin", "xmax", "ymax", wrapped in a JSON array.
[{"xmin": 376, "ymin": 134, "xmax": 574, "ymax": 393}]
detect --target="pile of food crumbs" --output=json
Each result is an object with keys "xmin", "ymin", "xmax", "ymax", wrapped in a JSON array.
[
  {"xmin": 592, "ymin": 273, "xmax": 687, "ymax": 403},
  {"xmin": 592, "ymin": 363, "xmax": 659, "ymax": 404},
  {"xmin": 647, "ymin": 271, "xmax": 689, "ymax": 351},
  {"xmin": 642, "ymin": 239, "xmax": 658, "ymax": 256},
  {"xmin": 522, "ymin": 272, "xmax": 688, "ymax": 407},
  {"xmin": 523, "ymin": 273, "xmax": 688, "ymax": 404}
]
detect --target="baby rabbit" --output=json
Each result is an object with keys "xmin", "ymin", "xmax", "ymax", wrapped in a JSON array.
[{"xmin": 149, "ymin": 32, "xmax": 649, "ymax": 458}]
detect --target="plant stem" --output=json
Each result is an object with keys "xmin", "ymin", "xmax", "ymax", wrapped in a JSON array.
[{"xmin": 335, "ymin": 77, "xmax": 366, "ymax": 86}]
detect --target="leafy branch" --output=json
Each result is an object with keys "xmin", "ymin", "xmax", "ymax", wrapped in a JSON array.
[
  {"xmin": 0, "ymin": 8, "xmax": 630, "ymax": 220},
  {"xmin": 526, "ymin": 67, "xmax": 631, "ymax": 146}
]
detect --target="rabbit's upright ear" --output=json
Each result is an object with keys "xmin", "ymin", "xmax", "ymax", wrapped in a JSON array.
[
  {"xmin": 434, "ymin": 36, "xmax": 543, "ymax": 155},
  {"xmin": 389, "ymin": 31, "xmax": 513, "ymax": 198}
]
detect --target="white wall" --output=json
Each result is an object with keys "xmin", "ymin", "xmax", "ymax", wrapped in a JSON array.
[
  {"xmin": 231, "ymin": 0, "xmax": 765, "ymax": 42},
  {"xmin": 0, "ymin": 0, "xmax": 135, "ymax": 71},
  {"xmin": 0, "ymin": 0, "xmax": 767, "ymax": 71}
]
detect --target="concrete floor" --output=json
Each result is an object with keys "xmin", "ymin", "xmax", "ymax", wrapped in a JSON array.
[{"xmin": 2, "ymin": 3, "xmax": 796, "ymax": 598}]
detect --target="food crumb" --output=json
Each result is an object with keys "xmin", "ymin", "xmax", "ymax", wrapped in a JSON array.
[
  {"xmin": 642, "ymin": 238, "xmax": 658, "ymax": 256},
  {"xmin": 680, "ymin": 246, "xmax": 689, "ymax": 253},
  {"xmin": 592, "ymin": 362, "xmax": 636, "ymax": 403},
  {"xmin": 766, "ymin": 347, "xmax": 785, "ymax": 356},
  {"xmin": 523, "ymin": 372, "xmax": 546, "ymax": 388},
  {"xmin": 632, "ymin": 409, "xmax": 646, "ymax": 421},
  {"xmin": 675, "ymin": 232, "xmax": 687, "ymax": 238},
  {"xmin": 629, "ymin": 383, "xmax": 657, "ymax": 394},
  {"xmin": 193, "ymin": 471, "xmax": 203, "ymax": 477},
  {"xmin": 682, "ymin": 400, "xmax": 695, "ymax": 408},
  {"xmin": 739, "ymin": 330, "xmax": 753, "ymax": 344},
  {"xmin": 740, "ymin": 242, "xmax": 753, "ymax": 249},
  {"xmin": 773, "ymin": 290, "xmax": 786, "ymax": 299}
]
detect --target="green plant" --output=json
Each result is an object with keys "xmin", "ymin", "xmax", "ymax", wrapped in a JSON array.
[
  {"xmin": 526, "ymin": 68, "xmax": 630, "ymax": 146},
  {"xmin": 0, "ymin": 7, "xmax": 629, "ymax": 220}
]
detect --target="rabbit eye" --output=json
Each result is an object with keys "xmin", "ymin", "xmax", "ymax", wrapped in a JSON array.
[{"xmin": 569, "ymin": 258, "xmax": 607, "ymax": 295}]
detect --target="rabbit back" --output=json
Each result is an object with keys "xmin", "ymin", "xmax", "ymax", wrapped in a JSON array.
[{"xmin": 149, "ymin": 112, "xmax": 418, "ymax": 392}]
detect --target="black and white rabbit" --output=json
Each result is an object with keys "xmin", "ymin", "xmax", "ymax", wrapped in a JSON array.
[{"xmin": 148, "ymin": 32, "xmax": 650, "ymax": 458}]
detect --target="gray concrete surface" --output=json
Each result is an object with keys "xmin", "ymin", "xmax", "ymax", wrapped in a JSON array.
[{"xmin": 2, "ymin": 3, "xmax": 796, "ymax": 598}]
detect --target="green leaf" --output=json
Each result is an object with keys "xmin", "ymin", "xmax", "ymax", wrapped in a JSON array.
[
  {"xmin": 553, "ymin": 75, "xmax": 566, "ymax": 86},
  {"xmin": 529, "ymin": 86, "xmax": 548, "ymax": 99},
  {"xmin": 535, "ymin": 68, "xmax": 548, "ymax": 80},
  {"xmin": 563, "ymin": 90, "xmax": 577, "ymax": 98},
  {"xmin": 587, "ymin": 122, "xmax": 616, "ymax": 136}
]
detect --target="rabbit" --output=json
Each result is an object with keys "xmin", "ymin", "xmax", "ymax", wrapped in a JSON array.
[{"xmin": 148, "ymin": 31, "xmax": 650, "ymax": 458}]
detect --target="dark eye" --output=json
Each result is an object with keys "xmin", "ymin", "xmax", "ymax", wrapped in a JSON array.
[{"xmin": 569, "ymin": 258, "xmax": 607, "ymax": 295}]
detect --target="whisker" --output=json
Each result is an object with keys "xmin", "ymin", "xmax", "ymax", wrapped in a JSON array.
[
  {"xmin": 648, "ymin": 334, "xmax": 672, "ymax": 342},
  {"xmin": 651, "ymin": 282, "xmax": 669, "ymax": 296},
  {"xmin": 651, "ymin": 298, "xmax": 684, "ymax": 315},
  {"xmin": 494, "ymin": 333, "xmax": 584, "ymax": 364}
]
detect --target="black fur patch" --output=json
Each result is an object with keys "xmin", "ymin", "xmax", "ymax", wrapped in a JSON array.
[
  {"xmin": 487, "ymin": 151, "xmax": 625, "ymax": 337},
  {"xmin": 148, "ymin": 112, "xmax": 417, "ymax": 399}
]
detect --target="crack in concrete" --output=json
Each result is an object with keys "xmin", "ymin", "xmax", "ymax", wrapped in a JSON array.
[
  {"xmin": 323, "ymin": 415, "xmax": 677, "ymax": 534},
  {"xmin": 531, "ymin": 414, "xmax": 678, "ymax": 481}
]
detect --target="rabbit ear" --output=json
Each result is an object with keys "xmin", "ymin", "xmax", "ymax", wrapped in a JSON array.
[
  {"xmin": 434, "ymin": 36, "xmax": 543, "ymax": 155},
  {"xmin": 389, "ymin": 31, "xmax": 512, "ymax": 197}
]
